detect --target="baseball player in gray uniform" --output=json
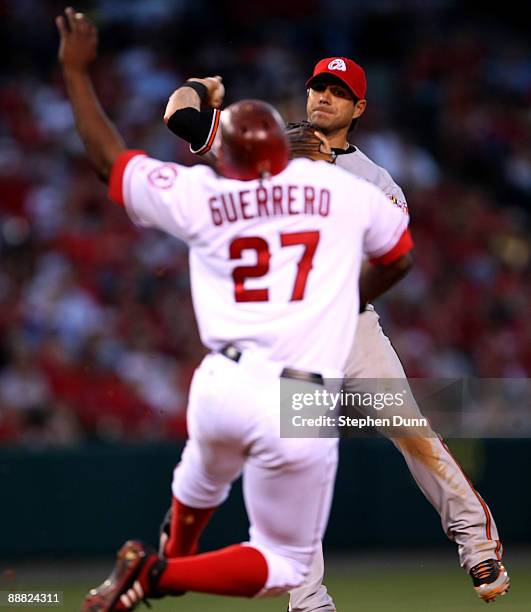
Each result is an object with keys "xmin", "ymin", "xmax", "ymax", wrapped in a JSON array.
[{"xmin": 163, "ymin": 57, "xmax": 509, "ymax": 607}]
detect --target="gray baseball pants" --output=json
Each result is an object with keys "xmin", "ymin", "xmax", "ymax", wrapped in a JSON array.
[{"xmin": 288, "ymin": 306, "xmax": 502, "ymax": 612}]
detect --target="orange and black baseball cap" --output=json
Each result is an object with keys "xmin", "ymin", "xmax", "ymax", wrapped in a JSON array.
[{"xmin": 306, "ymin": 57, "xmax": 367, "ymax": 100}]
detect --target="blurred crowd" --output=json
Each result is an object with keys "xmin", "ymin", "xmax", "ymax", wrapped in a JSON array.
[{"xmin": 0, "ymin": 0, "xmax": 529, "ymax": 447}]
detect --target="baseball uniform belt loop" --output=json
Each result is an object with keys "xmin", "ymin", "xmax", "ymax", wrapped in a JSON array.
[
  {"xmin": 220, "ymin": 345, "xmax": 242, "ymax": 362},
  {"xmin": 219, "ymin": 345, "xmax": 324, "ymax": 385}
]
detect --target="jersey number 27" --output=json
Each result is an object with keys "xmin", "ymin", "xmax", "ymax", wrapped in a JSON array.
[{"xmin": 229, "ymin": 231, "xmax": 320, "ymax": 303}]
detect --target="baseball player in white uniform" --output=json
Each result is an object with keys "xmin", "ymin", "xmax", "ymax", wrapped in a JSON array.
[
  {"xmin": 162, "ymin": 58, "xmax": 510, "ymax": 607},
  {"xmin": 56, "ymin": 10, "xmax": 414, "ymax": 611}
]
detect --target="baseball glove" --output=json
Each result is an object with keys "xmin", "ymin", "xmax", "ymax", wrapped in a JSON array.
[{"xmin": 285, "ymin": 121, "xmax": 336, "ymax": 163}]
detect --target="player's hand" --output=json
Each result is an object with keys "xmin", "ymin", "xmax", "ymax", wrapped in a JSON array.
[
  {"xmin": 314, "ymin": 130, "xmax": 333, "ymax": 157},
  {"xmin": 188, "ymin": 76, "xmax": 225, "ymax": 109},
  {"xmin": 56, "ymin": 7, "xmax": 98, "ymax": 72}
]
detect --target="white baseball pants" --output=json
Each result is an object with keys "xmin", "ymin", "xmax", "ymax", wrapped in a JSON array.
[{"xmin": 172, "ymin": 352, "xmax": 339, "ymax": 596}]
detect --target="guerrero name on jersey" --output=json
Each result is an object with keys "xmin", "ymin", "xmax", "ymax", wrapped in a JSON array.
[{"xmin": 110, "ymin": 152, "xmax": 411, "ymax": 379}]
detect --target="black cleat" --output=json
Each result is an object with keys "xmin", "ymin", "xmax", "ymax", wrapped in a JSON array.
[
  {"xmin": 470, "ymin": 559, "xmax": 510, "ymax": 603},
  {"xmin": 81, "ymin": 540, "xmax": 165, "ymax": 611}
]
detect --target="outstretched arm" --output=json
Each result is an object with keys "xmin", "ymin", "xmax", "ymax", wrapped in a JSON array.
[{"xmin": 56, "ymin": 7, "xmax": 125, "ymax": 181}]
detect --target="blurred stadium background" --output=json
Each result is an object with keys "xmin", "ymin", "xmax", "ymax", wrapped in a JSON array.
[{"xmin": 0, "ymin": 0, "xmax": 530, "ymax": 610}]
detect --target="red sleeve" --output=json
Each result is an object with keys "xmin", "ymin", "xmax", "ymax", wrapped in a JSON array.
[
  {"xmin": 369, "ymin": 229, "xmax": 413, "ymax": 265},
  {"xmin": 108, "ymin": 150, "xmax": 147, "ymax": 206}
]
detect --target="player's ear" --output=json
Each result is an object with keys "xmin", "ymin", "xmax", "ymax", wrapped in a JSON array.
[{"xmin": 352, "ymin": 99, "xmax": 366, "ymax": 120}]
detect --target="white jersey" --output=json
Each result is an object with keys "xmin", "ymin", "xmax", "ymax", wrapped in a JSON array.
[
  {"xmin": 194, "ymin": 109, "xmax": 408, "ymax": 213},
  {"xmin": 110, "ymin": 152, "xmax": 411, "ymax": 377}
]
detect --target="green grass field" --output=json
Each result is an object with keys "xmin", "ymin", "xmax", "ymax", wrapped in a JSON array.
[{"xmin": 6, "ymin": 553, "xmax": 529, "ymax": 612}]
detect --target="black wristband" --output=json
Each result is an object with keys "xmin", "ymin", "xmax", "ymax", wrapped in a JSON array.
[{"xmin": 182, "ymin": 80, "xmax": 208, "ymax": 102}]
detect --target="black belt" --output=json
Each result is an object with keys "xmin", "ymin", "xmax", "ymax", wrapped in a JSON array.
[{"xmin": 219, "ymin": 345, "xmax": 324, "ymax": 385}]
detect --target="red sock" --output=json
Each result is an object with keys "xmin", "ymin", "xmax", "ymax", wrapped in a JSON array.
[
  {"xmin": 158, "ymin": 544, "xmax": 268, "ymax": 597},
  {"xmin": 164, "ymin": 497, "xmax": 216, "ymax": 557}
]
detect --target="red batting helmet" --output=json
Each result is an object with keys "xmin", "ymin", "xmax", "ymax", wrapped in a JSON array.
[{"xmin": 217, "ymin": 100, "xmax": 289, "ymax": 180}]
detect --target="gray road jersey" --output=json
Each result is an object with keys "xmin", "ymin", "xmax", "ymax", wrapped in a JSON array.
[{"xmin": 336, "ymin": 147, "xmax": 408, "ymax": 212}]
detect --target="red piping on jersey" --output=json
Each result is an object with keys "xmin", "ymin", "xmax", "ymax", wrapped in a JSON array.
[
  {"xmin": 196, "ymin": 109, "xmax": 221, "ymax": 155},
  {"xmin": 108, "ymin": 150, "xmax": 147, "ymax": 206},
  {"xmin": 370, "ymin": 229, "xmax": 413, "ymax": 265},
  {"xmin": 438, "ymin": 436, "xmax": 502, "ymax": 562}
]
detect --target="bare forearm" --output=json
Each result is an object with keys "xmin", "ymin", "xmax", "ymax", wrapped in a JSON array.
[
  {"xmin": 163, "ymin": 76, "xmax": 224, "ymax": 124},
  {"xmin": 359, "ymin": 255, "xmax": 413, "ymax": 306},
  {"xmin": 164, "ymin": 87, "xmax": 201, "ymax": 123},
  {"xmin": 63, "ymin": 68, "xmax": 125, "ymax": 181}
]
